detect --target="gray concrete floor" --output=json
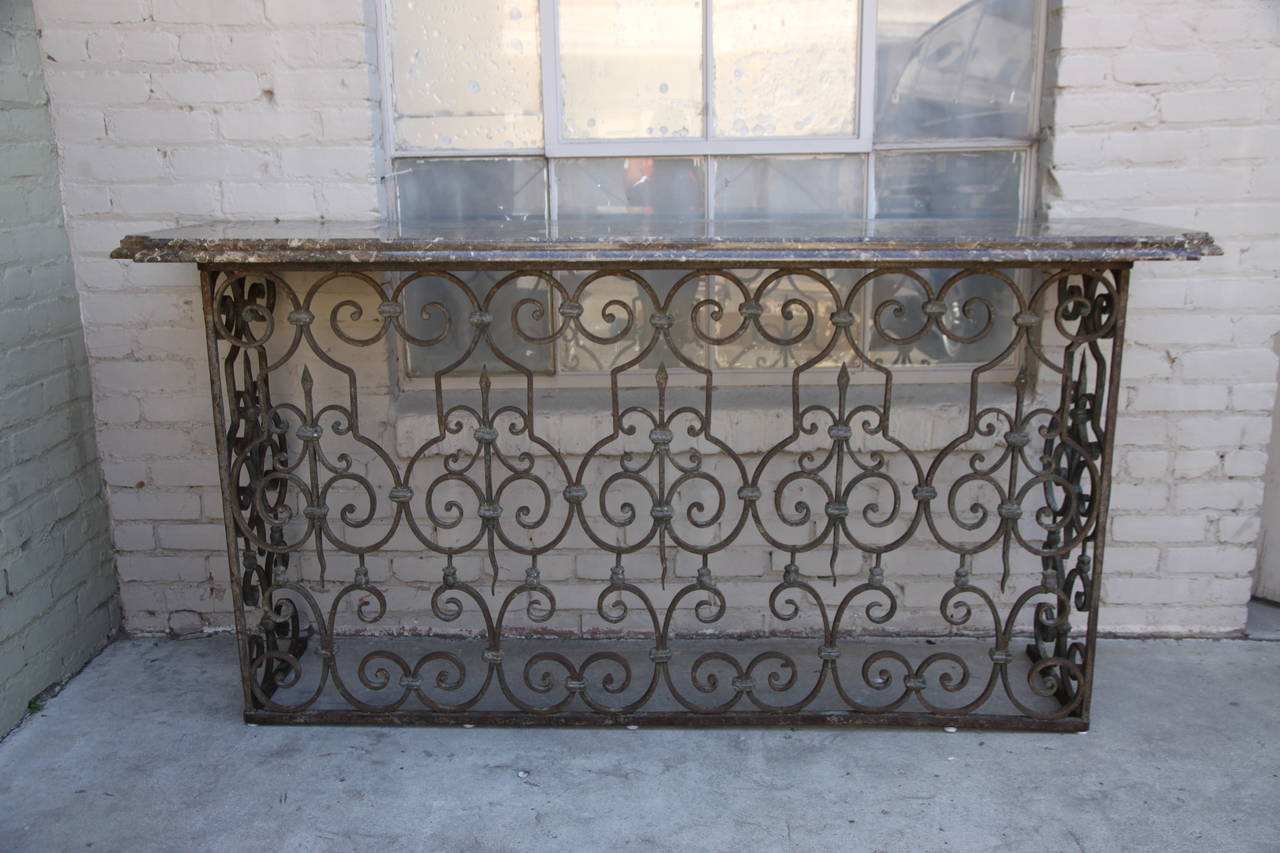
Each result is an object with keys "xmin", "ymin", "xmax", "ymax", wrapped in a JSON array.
[
  {"xmin": 1247, "ymin": 597, "xmax": 1280, "ymax": 640},
  {"xmin": 0, "ymin": 635, "xmax": 1277, "ymax": 853}
]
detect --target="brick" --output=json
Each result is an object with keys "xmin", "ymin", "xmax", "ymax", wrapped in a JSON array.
[
  {"xmin": 151, "ymin": 0, "xmax": 265, "ymax": 25},
  {"xmin": 151, "ymin": 72, "xmax": 264, "ymax": 106},
  {"xmin": 1176, "ymin": 416, "xmax": 1271, "ymax": 449},
  {"xmin": 1053, "ymin": 91, "xmax": 1157, "ymax": 128},
  {"xmin": 1112, "ymin": 514, "xmax": 1211, "ymax": 544},
  {"xmin": 1109, "ymin": 482, "xmax": 1169, "ymax": 511},
  {"xmin": 1100, "ymin": 546, "xmax": 1160, "ymax": 576},
  {"xmin": 1164, "ymin": 546, "xmax": 1257, "ymax": 576},
  {"xmin": 176, "ymin": 32, "xmax": 275, "ymax": 66},
  {"xmin": 264, "ymin": 0, "xmax": 366, "ymax": 25},
  {"xmin": 155, "ymin": 523, "xmax": 227, "ymax": 551},
  {"xmin": 116, "ymin": 554, "xmax": 208, "ymax": 583},
  {"xmin": 1174, "ymin": 481, "xmax": 1265, "ymax": 512},
  {"xmin": 1123, "ymin": 450, "xmax": 1169, "ymax": 480},
  {"xmin": 280, "ymin": 146, "xmax": 372, "ymax": 179},
  {"xmin": 113, "ymin": 522, "xmax": 155, "ymax": 551},
  {"xmin": 44, "ymin": 71, "xmax": 151, "ymax": 106},
  {"xmin": 1112, "ymin": 53, "xmax": 1218, "ymax": 85},
  {"xmin": 275, "ymin": 30, "xmax": 368, "ymax": 68},
  {"xmin": 59, "ymin": 145, "xmax": 164, "ymax": 182},
  {"xmin": 147, "ymin": 459, "xmax": 221, "ymax": 487},
  {"xmin": 1126, "ymin": 315, "xmax": 1234, "ymax": 346},
  {"xmin": 109, "ymin": 489, "xmax": 201, "ymax": 520},
  {"xmin": 91, "ymin": 360, "xmax": 192, "ymax": 392},
  {"xmin": 35, "ymin": 0, "xmax": 148, "ymax": 23},
  {"xmin": 1161, "ymin": 89, "xmax": 1269, "ymax": 125},
  {"xmin": 1178, "ymin": 349, "xmax": 1277, "ymax": 383},
  {"xmin": 97, "ymin": 427, "xmax": 192, "ymax": 459},
  {"xmin": 108, "ymin": 109, "xmax": 213, "ymax": 142},
  {"xmin": 1173, "ymin": 450, "xmax": 1221, "ymax": 479},
  {"xmin": 1231, "ymin": 383, "xmax": 1277, "ymax": 412},
  {"xmin": 272, "ymin": 69, "xmax": 371, "ymax": 104},
  {"xmin": 88, "ymin": 30, "xmax": 179, "ymax": 64},
  {"xmin": 1059, "ymin": 12, "xmax": 1140, "ymax": 50},
  {"xmin": 110, "ymin": 183, "xmax": 218, "ymax": 217},
  {"xmin": 166, "ymin": 147, "xmax": 273, "ymax": 180},
  {"xmin": 1128, "ymin": 383, "xmax": 1228, "ymax": 412},
  {"xmin": 217, "ymin": 109, "xmax": 320, "ymax": 142},
  {"xmin": 1102, "ymin": 576, "xmax": 1253, "ymax": 607},
  {"xmin": 1223, "ymin": 449, "xmax": 1268, "ymax": 478},
  {"xmin": 1218, "ymin": 514, "xmax": 1262, "ymax": 546},
  {"xmin": 221, "ymin": 181, "xmax": 317, "ymax": 217}
]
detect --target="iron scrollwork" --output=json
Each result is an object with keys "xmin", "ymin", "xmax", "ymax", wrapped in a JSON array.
[{"xmin": 206, "ymin": 261, "xmax": 1127, "ymax": 730}]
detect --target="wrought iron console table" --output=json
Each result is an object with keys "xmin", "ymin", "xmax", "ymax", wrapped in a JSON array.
[{"xmin": 114, "ymin": 219, "xmax": 1218, "ymax": 731}]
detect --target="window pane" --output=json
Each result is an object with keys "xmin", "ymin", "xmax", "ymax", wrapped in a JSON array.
[
  {"xmin": 872, "ymin": 150, "xmax": 1022, "ymax": 366},
  {"xmin": 553, "ymin": 157, "xmax": 706, "ymax": 219},
  {"xmin": 402, "ymin": 271, "xmax": 554, "ymax": 376},
  {"xmin": 713, "ymin": 0, "xmax": 859, "ymax": 138},
  {"xmin": 558, "ymin": 0, "xmax": 703, "ymax": 140},
  {"xmin": 390, "ymin": 0, "xmax": 543, "ymax": 150},
  {"xmin": 873, "ymin": 149, "xmax": 1022, "ymax": 219},
  {"xmin": 713, "ymin": 155, "xmax": 866, "ymax": 218},
  {"xmin": 876, "ymin": 0, "xmax": 1037, "ymax": 141},
  {"xmin": 395, "ymin": 158, "xmax": 547, "ymax": 222},
  {"xmin": 865, "ymin": 269, "xmax": 1018, "ymax": 368}
]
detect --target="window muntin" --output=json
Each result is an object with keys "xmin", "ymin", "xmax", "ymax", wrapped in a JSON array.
[{"xmin": 382, "ymin": 0, "xmax": 1045, "ymax": 379}]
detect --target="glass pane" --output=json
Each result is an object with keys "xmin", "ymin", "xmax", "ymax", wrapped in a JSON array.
[
  {"xmin": 873, "ymin": 149, "xmax": 1022, "ymax": 219},
  {"xmin": 713, "ymin": 0, "xmax": 859, "ymax": 138},
  {"xmin": 871, "ymin": 150, "xmax": 1022, "ymax": 366},
  {"xmin": 710, "ymin": 269, "xmax": 861, "ymax": 370},
  {"xmin": 713, "ymin": 155, "xmax": 866, "ymax": 218},
  {"xmin": 395, "ymin": 158, "xmax": 547, "ymax": 222},
  {"xmin": 554, "ymin": 157, "xmax": 706, "ymax": 219},
  {"xmin": 876, "ymin": 0, "xmax": 1037, "ymax": 141},
  {"xmin": 557, "ymin": 269, "xmax": 704, "ymax": 372},
  {"xmin": 402, "ymin": 271, "xmax": 554, "ymax": 376},
  {"xmin": 866, "ymin": 269, "xmax": 1018, "ymax": 368},
  {"xmin": 558, "ymin": 0, "xmax": 703, "ymax": 140},
  {"xmin": 390, "ymin": 0, "xmax": 542, "ymax": 150}
]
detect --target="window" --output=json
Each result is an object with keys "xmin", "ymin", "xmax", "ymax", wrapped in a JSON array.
[{"xmin": 378, "ymin": 0, "xmax": 1046, "ymax": 378}]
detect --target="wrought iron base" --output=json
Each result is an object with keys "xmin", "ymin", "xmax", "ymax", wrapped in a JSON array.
[{"xmin": 201, "ymin": 259, "xmax": 1128, "ymax": 731}]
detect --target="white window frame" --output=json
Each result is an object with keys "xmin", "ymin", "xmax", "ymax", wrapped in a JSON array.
[{"xmin": 375, "ymin": 0, "xmax": 1049, "ymax": 390}]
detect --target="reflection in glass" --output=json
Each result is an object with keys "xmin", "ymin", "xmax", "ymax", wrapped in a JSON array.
[
  {"xmin": 390, "ymin": 0, "xmax": 543, "ymax": 150},
  {"xmin": 709, "ymin": 270, "xmax": 859, "ymax": 370},
  {"xmin": 712, "ymin": 0, "xmax": 859, "ymax": 138},
  {"xmin": 402, "ymin": 271, "xmax": 554, "ymax": 376},
  {"xmin": 714, "ymin": 156, "xmax": 866, "ymax": 218},
  {"xmin": 395, "ymin": 158, "xmax": 547, "ymax": 222},
  {"xmin": 559, "ymin": 0, "xmax": 704, "ymax": 140},
  {"xmin": 874, "ymin": 150, "xmax": 1022, "ymax": 219},
  {"xmin": 554, "ymin": 158, "xmax": 706, "ymax": 219},
  {"xmin": 557, "ymin": 270, "xmax": 703, "ymax": 373},
  {"xmin": 871, "ymin": 149, "xmax": 1023, "ymax": 367},
  {"xmin": 876, "ymin": 0, "xmax": 1037, "ymax": 141},
  {"xmin": 866, "ymin": 270, "xmax": 1017, "ymax": 368}
]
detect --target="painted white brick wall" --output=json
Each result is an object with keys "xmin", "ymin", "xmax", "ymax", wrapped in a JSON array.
[
  {"xmin": 30, "ymin": 0, "xmax": 1279, "ymax": 636},
  {"xmin": 33, "ymin": 0, "xmax": 381, "ymax": 633},
  {"xmin": 1050, "ymin": 0, "xmax": 1280, "ymax": 633},
  {"xmin": 0, "ymin": 0, "xmax": 119, "ymax": 736}
]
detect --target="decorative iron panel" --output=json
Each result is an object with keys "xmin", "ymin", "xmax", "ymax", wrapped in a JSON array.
[{"xmin": 198, "ymin": 259, "xmax": 1127, "ymax": 731}]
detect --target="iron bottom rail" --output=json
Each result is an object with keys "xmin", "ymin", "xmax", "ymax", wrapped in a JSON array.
[{"xmin": 245, "ymin": 708, "xmax": 1089, "ymax": 732}]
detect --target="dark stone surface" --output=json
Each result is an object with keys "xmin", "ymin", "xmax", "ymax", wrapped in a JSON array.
[{"xmin": 111, "ymin": 218, "xmax": 1221, "ymax": 266}]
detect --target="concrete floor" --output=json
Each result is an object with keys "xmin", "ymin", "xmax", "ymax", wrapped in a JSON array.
[
  {"xmin": 1247, "ymin": 597, "xmax": 1280, "ymax": 640},
  {"xmin": 0, "ymin": 635, "xmax": 1277, "ymax": 853}
]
